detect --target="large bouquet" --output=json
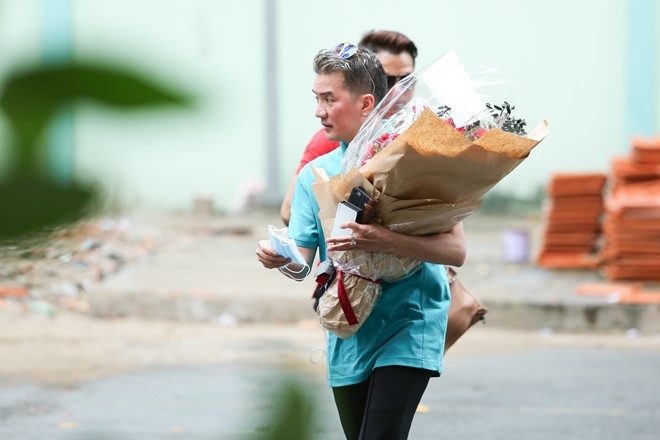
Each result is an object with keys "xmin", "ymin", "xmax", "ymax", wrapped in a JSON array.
[{"xmin": 312, "ymin": 50, "xmax": 549, "ymax": 338}]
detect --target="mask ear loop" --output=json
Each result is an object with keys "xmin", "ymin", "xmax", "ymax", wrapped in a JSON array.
[
  {"xmin": 273, "ymin": 233, "xmax": 310, "ymax": 280},
  {"xmin": 278, "ymin": 263, "xmax": 310, "ymax": 280},
  {"xmin": 308, "ymin": 328, "xmax": 328, "ymax": 365},
  {"xmin": 269, "ymin": 226, "xmax": 310, "ymax": 280}
]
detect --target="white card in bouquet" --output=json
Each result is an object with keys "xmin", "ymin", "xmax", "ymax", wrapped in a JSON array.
[
  {"xmin": 268, "ymin": 225, "xmax": 307, "ymax": 266},
  {"xmin": 423, "ymin": 49, "xmax": 485, "ymax": 127},
  {"xmin": 331, "ymin": 202, "xmax": 359, "ymax": 238}
]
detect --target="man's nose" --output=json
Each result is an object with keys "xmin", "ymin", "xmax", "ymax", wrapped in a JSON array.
[{"xmin": 315, "ymin": 103, "xmax": 327, "ymax": 119}]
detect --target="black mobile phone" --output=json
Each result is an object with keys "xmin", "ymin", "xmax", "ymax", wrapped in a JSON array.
[{"xmin": 347, "ymin": 186, "xmax": 374, "ymax": 223}]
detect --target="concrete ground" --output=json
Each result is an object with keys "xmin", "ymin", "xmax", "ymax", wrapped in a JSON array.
[
  {"xmin": 1, "ymin": 313, "xmax": 659, "ymax": 439},
  {"xmin": 1, "ymin": 210, "xmax": 660, "ymax": 439},
  {"xmin": 83, "ymin": 209, "xmax": 660, "ymax": 333}
]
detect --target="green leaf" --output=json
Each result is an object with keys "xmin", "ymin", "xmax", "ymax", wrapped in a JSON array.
[
  {"xmin": 256, "ymin": 379, "xmax": 315, "ymax": 440},
  {"xmin": 0, "ymin": 176, "xmax": 98, "ymax": 239},
  {"xmin": 0, "ymin": 62, "xmax": 193, "ymax": 175}
]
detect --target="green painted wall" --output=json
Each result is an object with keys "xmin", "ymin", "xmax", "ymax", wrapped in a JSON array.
[{"xmin": 1, "ymin": 0, "xmax": 658, "ymax": 212}]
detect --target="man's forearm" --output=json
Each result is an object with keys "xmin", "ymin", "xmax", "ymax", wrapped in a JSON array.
[{"xmin": 383, "ymin": 224, "xmax": 466, "ymax": 266}]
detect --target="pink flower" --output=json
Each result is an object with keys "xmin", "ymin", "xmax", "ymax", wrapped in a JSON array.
[{"xmin": 361, "ymin": 132, "xmax": 402, "ymax": 166}]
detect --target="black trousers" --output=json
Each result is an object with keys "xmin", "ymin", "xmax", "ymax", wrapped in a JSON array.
[{"xmin": 331, "ymin": 366, "xmax": 434, "ymax": 440}]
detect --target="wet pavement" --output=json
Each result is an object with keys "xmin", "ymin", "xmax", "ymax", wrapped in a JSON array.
[
  {"xmin": 2, "ymin": 209, "xmax": 660, "ymax": 439},
  {"xmin": 1, "ymin": 333, "xmax": 659, "ymax": 439}
]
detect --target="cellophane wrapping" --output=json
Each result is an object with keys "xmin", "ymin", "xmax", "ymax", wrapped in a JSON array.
[{"xmin": 312, "ymin": 50, "xmax": 549, "ymax": 338}]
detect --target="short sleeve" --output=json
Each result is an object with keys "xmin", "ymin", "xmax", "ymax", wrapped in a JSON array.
[{"xmin": 288, "ymin": 166, "xmax": 320, "ymax": 250}]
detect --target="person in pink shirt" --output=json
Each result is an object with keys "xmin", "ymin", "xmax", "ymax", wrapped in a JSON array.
[{"xmin": 280, "ymin": 30, "xmax": 418, "ymax": 225}]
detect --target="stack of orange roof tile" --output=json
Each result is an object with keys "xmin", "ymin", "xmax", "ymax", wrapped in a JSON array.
[
  {"xmin": 610, "ymin": 137, "xmax": 660, "ymax": 192},
  {"xmin": 537, "ymin": 173, "xmax": 608, "ymax": 269},
  {"xmin": 576, "ymin": 282, "xmax": 660, "ymax": 304},
  {"xmin": 601, "ymin": 138, "xmax": 660, "ymax": 280},
  {"xmin": 632, "ymin": 136, "xmax": 660, "ymax": 163}
]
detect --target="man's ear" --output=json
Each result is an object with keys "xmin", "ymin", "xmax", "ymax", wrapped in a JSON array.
[{"xmin": 361, "ymin": 94, "xmax": 375, "ymax": 114}]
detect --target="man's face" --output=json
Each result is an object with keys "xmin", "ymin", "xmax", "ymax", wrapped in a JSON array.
[
  {"xmin": 313, "ymin": 72, "xmax": 366, "ymax": 144},
  {"xmin": 377, "ymin": 50, "xmax": 415, "ymax": 117},
  {"xmin": 377, "ymin": 50, "xmax": 414, "ymax": 88}
]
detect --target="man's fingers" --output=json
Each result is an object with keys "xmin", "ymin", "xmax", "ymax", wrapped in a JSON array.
[
  {"xmin": 340, "ymin": 221, "xmax": 359, "ymax": 230},
  {"xmin": 255, "ymin": 240, "xmax": 291, "ymax": 269},
  {"xmin": 257, "ymin": 240, "xmax": 283, "ymax": 257},
  {"xmin": 259, "ymin": 256, "xmax": 291, "ymax": 269}
]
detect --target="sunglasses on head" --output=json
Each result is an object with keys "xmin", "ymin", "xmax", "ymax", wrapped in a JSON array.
[
  {"xmin": 333, "ymin": 42, "xmax": 358, "ymax": 59},
  {"xmin": 332, "ymin": 42, "xmax": 376, "ymax": 95},
  {"xmin": 386, "ymin": 73, "xmax": 411, "ymax": 89}
]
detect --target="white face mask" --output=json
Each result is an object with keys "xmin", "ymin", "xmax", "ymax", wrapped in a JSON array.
[{"xmin": 268, "ymin": 225, "xmax": 310, "ymax": 276}]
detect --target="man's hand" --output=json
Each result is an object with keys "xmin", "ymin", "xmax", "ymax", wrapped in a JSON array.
[
  {"xmin": 255, "ymin": 240, "xmax": 291, "ymax": 269},
  {"xmin": 325, "ymin": 221, "xmax": 391, "ymax": 253}
]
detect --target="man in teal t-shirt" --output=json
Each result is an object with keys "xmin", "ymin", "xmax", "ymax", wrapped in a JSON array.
[
  {"xmin": 292, "ymin": 141, "xmax": 452, "ymax": 387},
  {"xmin": 256, "ymin": 43, "xmax": 466, "ymax": 440}
]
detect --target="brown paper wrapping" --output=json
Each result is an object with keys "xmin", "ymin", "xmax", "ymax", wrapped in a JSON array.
[
  {"xmin": 310, "ymin": 169, "xmax": 420, "ymax": 338},
  {"xmin": 316, "ymin": 275, "xmax": 380, "ymax": 338},
  {"xmin": 311, "ymin": 167, "xmax": 374, "ymax": 239},
  {"xmin": 311, "ymin": 167, "xmax": 420, "ymax": 280},
  {"xmin": 360, "ymin": 108, "xmax": 547, "ymax": 233},
  {"xmin": 309, "ymin": 107, "xmax": 548, "ymax": 338}
]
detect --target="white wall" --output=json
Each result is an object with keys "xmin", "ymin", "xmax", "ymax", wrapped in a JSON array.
[
  {"xmin": 1, "ymin": 0, "xmax": 657, "ymax": 212},
  {"xmin": 71, "ymin": 0, "xmax": 267, "ymax": 212},
  {"xmin": 276, "ymin": 0, "xmax": 630, "ymax": 198}
]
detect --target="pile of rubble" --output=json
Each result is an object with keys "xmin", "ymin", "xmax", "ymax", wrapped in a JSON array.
[{"xmin": 0, "ymin": 217, "xmax": 158, "ymax": 316}]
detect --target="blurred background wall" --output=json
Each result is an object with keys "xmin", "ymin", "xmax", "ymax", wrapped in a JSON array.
[{"xmin": 0, "ymin": 0, "xmax": 658, "ymax": 214}]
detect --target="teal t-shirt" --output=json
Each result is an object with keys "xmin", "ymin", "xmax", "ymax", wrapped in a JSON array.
[{"xmin": 289, "ymin": 142, "xmax": 451, "ymax": 387}]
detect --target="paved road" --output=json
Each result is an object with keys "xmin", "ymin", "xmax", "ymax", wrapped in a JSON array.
[
  {"xmin": 2, "ymin": 338, "xmax": 659, "ymax": 439},
  {"xmin": 414, "ymin": 348, "xmax": 660, "ymax": 439},
  {"xmin": 2, "ymin": 208, "xmax": 659, "ymax": 439}
]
